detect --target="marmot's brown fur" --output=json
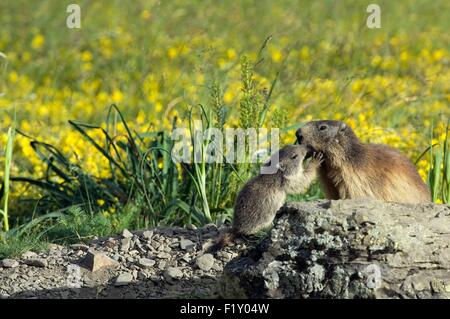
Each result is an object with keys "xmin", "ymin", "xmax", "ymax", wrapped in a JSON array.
[
  {"xmin": 296, "ymin": 120, "xmax": 431, "ymax": 203},
  {"xmin": 209, "ymin": 144, "xmax": 322, "ymax": 252}
]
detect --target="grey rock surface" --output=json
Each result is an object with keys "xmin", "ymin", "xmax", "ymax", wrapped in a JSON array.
[{"xmin": 219, "ymin": 199, "xmax": 450, "ymax": 299}]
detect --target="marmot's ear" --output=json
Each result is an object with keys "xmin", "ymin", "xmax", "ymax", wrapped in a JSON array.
[{"xmin": 339, "ymin": 122, "xmax": 347, "ymax": 132}]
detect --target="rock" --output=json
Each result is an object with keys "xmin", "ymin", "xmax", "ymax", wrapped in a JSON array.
[
  {"xmin": 1, "ymin": 259, "xmax": 19, "ymax": 268},
  {"xmin": 158, "ymin": 261, "xmax": 167, "ymax": 270},
  {"xmin": 196, "ymin": 254, "xmax": 215, "ymax": 271},
  {"xmin": 180, "ymin": 238, "xmax": 195, "ymax": 251},
  {"xmin": 120, "ymin": 238, "xmax": 132, "ymax": 252},
  {"xmin": 156, "ymin": 252, "xmax": 171, "ymax": 259},
  {"xmin": 103, "ymin": 239, "xmax": 116, "ymax": 249},
  {"xmin": 23, "ymin": 259, "xmax": 48, "ymax": 268},
  {"xmin": 83, "ymin": 250, "xmax": 119, "ymax": 272},
  {"xmin": 219, "ymin": 199, "xmax": 450, "ymax": 299},
  {"xmin": 21, "ymin": 251, "xmax": 38, "ymax": 259},
  {"xmin": 164, "ymin": 267, "xmax": 183, "ymax": 281},
  {"xmin": 114, "ymin": 273, "xmax": 133, "ymax": 286},
  {"xmin": 142, "ymin": 230, "xmax": 153, "ymax": 240},
  {"xmin": 186, "ymin": 224, "xmax": 197, "ymax": 230},
  {"xmin": 122, "ymin": 229, "xmax": 133, "ymax": 238},
  {"xmin": 47, "ymin": 244, "xmax": 64, "ymax": 251},
  {"xmin": 181, "ymin": 254, "xmax": 191, "ymax": 263},
  {"xmin": 137, "ymin": 258, "xmax": 156, "ymax": 268},
  {"xmin": 70, "ymin": 244, "xmax": 89, "ymax": 251}
]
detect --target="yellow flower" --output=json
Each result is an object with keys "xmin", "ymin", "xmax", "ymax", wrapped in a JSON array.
[
  {"xmin": 270, "ymin": 49, "xmax": 282, "ymax": 63},
  {"xmin": 112, "ymin": 89, "xmax": 124, "ymax": 103},
  {"xmin": 299, "ymin": 46, "xmax": 310, "ymax": 60},
  {"xmin": 8, "ymin": 71, "xmax": 18, "ymax": 83},
  {"xmin": 155, "ymin": 102, "xmax": 163, "ymax": 112},
  {"xmin": 432, "ymin": 49, "xmax": 445, "ymax": 61},
  {"xmin": 97, "ymin": 199, "xmax": 105, "ymax": 206},
  {"xmin": 31, "ymin": 34, "xmax": 45, "ymax": 49},
  {"xmin": 371, "ymin": 55, "xmax": 382, "ymax": 67},
  {"xmin": 223, "ymin": 91, "xmax": 234, "ymax": 103},
  {"xmin": 400, "ymin": 51, "xmax": 409, "ymax": 62},
  {"xmin": 141, "ymin": 10, "xmax": 151, "ymax": 20},
  {"xmin": 226, "ymin": 48, "xmax": 237, "ymax": 60},
  {"xmin": 136, "ymin": 110, "xmax": 145, "ymax": 124},
  {"xmin": 81, "ymin": 50, "xmax": 93, "ymax": 62},
  {"xmin": 168, "ymin": 47, "xmax": 178, "ymax": 59}
]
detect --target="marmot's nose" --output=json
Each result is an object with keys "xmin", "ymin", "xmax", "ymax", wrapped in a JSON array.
[{"xmin": 296, "ymin": 129, "xmax": 304, "ymax": 144}]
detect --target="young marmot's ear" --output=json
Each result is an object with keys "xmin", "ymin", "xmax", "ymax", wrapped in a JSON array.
[{"xmin": 339, "ymin": 122, "xmax": 347, "ymax": 132}]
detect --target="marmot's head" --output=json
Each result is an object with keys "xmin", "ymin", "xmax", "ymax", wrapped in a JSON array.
[
  {"xmin": 265, "ymin": 144, "xmax": 313, "ymax": 177},
  {"xmin": 296, "ymin": 120, "xmax": 360, "ymax": 156}
]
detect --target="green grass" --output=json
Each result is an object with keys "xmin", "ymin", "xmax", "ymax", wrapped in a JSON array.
[
  {"xmin": 0, "ymin": 57, "xmax": 278, "ymax": 257},
  {"xmin": 0, "ymin": 126, "xmax": 14, "ymax": 236}
]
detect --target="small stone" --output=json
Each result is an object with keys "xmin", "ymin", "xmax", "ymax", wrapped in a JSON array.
[
  {"xmin": 21, "ymin": 251, "xmax": 38, "ymax": 259},
  {"xmin": 158, "ymin": 261, "xmax": 166, "ymax": 270},
  {"xmin": 1, "ymin": 259, "xmax": 19, "ymax": 268},
  {"xmin": 186, "ymin": 224, "xmax": 197, "ymax": 230},
  {"xmin": 216, "ymin": 251, "xmax": 232, "ymax": 262},
  {"xmin": 120, "ymin": 238, "xmax": 132, "ymax": 252},
  {"xmin": 142, "ymin": 230, "xmax": 153, "ymax": 240},
  {"xmin": 164, "ymin": 267, "xmax": 183, "ymax": 281},
  {"xmin": 114, "ymin": 273, "xmax": 133, "ymax": 286},
  {"xmin": 83, "ymin": 250, "xmax": 119, "ymax": 272},
  {"xmin": 122, "ymin": 229, "xmax": 133, "ymax": 238},
  {"xmin": 47, "ymin": 244, "xmax": 63, "ymax": 251},
  {"xmin": 70, "ymin": 244, "xmax": 89, "ymax": 251},
  {"xmin": 212, "ymin": 263, "xmax": 223, "ymax": 271},
  {"xmin": 196, "ymin": 254, "xmax": 215, "ymax": 271},
  {"xmin": 181, "ymin": 254, "xmax": 191, "ymax": 263},
  {"xmin": 137, "ymin": 258, "xmax": 156, "ymax": 268},
  {"xmin": 180, "ymin": 238, "xmax": 195, "ymax": 251},
  {"xmin": 103, "ymin": 239, "xmax": 116, "ymax": 249},
  {"xmin": 23, "ymin": 258, "xmax": 48, "ymax": 268},
  {"xmin": 156, "ymin": 252, "xmax": 171, "ymax": 259}
]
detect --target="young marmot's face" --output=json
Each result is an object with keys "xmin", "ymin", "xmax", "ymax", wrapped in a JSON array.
[
  {"xmin": 295, "ymin": 120, "xmax": 352, "ymax": 154},
  {"xmin": 271, "ymin": 144, "xmax": 313, "ymax": 176}
]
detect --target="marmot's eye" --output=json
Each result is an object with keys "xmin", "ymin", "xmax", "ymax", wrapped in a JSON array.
[
  {"xmin": 319, "ymin": 125, "xmax": 328, "ymax": 131},
  {"xmin": 291, "ymin": 154, "xmax": 298, "ymax": 159}
]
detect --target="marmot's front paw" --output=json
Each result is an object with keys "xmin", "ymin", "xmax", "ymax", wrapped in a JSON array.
[{"xmin": 310, "ymin": 151, "xmax": 324, "ymax": 167}]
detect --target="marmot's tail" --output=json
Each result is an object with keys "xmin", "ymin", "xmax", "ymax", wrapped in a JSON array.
[{"xmin": 207, "ymin": 229, "xmax": 238, "ymax": 253}]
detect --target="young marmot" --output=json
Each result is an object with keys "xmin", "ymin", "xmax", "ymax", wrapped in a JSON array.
[
  {"xmin": 209, "ymin": 144, "xmax": 322, "ymax": 251},
  {"xmin": 295, "ymin": 120, "xmax": 431, "ymax": 203}
]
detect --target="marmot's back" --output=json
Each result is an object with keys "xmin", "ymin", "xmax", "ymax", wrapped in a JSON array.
[{"xmin": 351, "ymin": 143, "xmax": 430, "ymax": 203}]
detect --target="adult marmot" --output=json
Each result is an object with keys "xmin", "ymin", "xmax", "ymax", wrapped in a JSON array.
[{"xmin": 295, "ymin": 120, "xmax": 431, "ymax": 203}]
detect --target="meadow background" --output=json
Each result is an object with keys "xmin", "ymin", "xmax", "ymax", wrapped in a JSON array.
[{"xmin": 0, "ymin": 0, "xmax": 449, "ymax": 256}]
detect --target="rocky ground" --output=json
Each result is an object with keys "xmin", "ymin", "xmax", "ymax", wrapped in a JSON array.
[
  {"xmin": 0, "ymin": 224, "xmax": 247, "ymax": 299},
  {"xmin": 2, "ymin": 199, "xmax": 450, "ymax": 299}
]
